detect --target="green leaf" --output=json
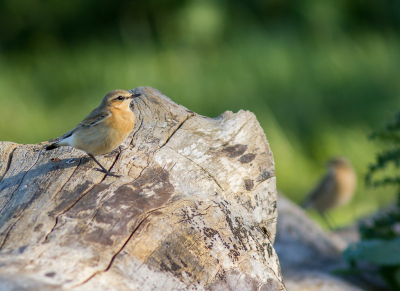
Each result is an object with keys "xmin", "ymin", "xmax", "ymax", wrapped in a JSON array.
[{"xmin": 344, "ymin": 237, "xmax": 400, "ymax": 266}]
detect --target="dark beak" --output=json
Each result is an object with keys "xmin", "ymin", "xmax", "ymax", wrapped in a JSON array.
[{"xmin": 131, "ymin": 93, "xmax": 142, "ymax": 98}]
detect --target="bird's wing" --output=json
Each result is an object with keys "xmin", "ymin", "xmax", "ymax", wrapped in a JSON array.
[
  {"xmin": 302, "ymin": 171, "xmax": 336, "ymax": 208},
  {"xmin": 46, "ymin": 107, "xmax": 111, "ymax": 145},
  {"xmin": 79, "ymin": 107, "xmax": 111, "ymax": 127}
]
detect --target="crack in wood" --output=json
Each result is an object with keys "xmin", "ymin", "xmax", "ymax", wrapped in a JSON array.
[
  {"xmin": 50, "ymin": 158, "xmax": 82, "ymax": 200},
  {"xmin": 69, "ymin": 111, "xmax": 194, "ymax": 288},
  {"xmin": 234, "ymin": 273, "xmax": 244, "ymax": 290},
  {"xmin": 0, "ymin": 148, "xmax": 43, "ymax": 215},
  {"xmin": 165, "ymin": 146, "xmax": 224, "ymax": 191},
  {"xmin": 0, "ymin": 88, "xmax": 282, "ymax": 290},
  {"xmin": 2, "ymin": 154, "xmax": 86, "ymax": 249},
  {"xmin": 0, "ymin": 215, "xmax": 22, "ymax": 250},
  {"xmin": 42, "ymin": 93, "xmax": 186, "ymax": 245},
  {"xmin": 267, "ymin": 265, "xmax": 281, "ymax": 283},
  {"xmin": 129, "ymin": 114, "xmax": 144, "ymax": 146},
  {"xmin": 136, "ymin": 227, "xmax": 173, "ymax": 273},
  {"xmin": 0, "ymin": 145, "xmax": 19, "ymax": 185},
  {"xmin": 254, "ymin": 172, "xmax": 276, "ymax": 189},
  {"xmin": 42, "ymin": 163, "xmax": 112, "ymax": 244},
  {"xmin": 41, "ymin": 159, "xmax": 83, "ymax": 244},
  {"xmin": 1, "ymin": 160, "xmax": 77, "ymax": 249},
  {"xmin": 72, "ymin": 206, "xmax": 167, "ymax": 288},
  {"xmin": 159, "ymin": 114, "xmax": 194, "ymax": 150}
]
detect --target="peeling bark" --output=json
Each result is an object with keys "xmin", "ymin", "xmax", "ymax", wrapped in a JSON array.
[{"xmin": 0, "ymin": 87, "xmax": 284, "ymax": 291}]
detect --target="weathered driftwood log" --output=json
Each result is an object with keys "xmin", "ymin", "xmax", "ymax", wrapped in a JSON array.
[
  {"xmin": 0, "ymin": 87, "xmax": 284, "ymax": 291},
  {"xmin": 275, "ymin": 195, "xmax": 387, "ymax": 291}
]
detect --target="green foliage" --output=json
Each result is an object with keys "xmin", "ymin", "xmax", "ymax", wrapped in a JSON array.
[
  {"xmin": 344, "ymin": 112, "xmax": 400, "ymax": 290},
  {"xmin": 1, "ymin": 0, "xmax": 400, "ymax": 52},
  {"xmin": 366, "ymin": 112, "xmax": 400, "ymax": 206},
  {"xmin": 344, "ymin": 237, "xmax": 400, "ymax": 266},
  {"xmin": 360, "ymin": 210, "xmax": 400, "ymax": 240}
]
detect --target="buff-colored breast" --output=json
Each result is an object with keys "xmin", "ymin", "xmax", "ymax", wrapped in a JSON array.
[
  {"xmin": 73, "ymin": 107, "xmax": 135, "ymax": 156},
  {"xmin": 334, "ymin": 165, "xmax": 357, "ymax": 207}
]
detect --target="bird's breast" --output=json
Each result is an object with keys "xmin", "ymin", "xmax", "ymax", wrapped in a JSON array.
[
  {"xmin": 104, "ymin": 109, "xmax": 135, "ymax": 146},
  {"xmin": 107, "ymin": 109, "xmax": 135, "ymax": 133},
  {"xmin": 335, "ymin": 167, "xmax": 357, "ymax": 206},
  {"xmin": 72, "ymin": 109, "xmax": 135, "ymax": 156}
]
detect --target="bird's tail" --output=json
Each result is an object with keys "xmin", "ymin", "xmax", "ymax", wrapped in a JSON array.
[{"xmin": 45, "ymin": 142, "xmax": 60, "ymax": 151}]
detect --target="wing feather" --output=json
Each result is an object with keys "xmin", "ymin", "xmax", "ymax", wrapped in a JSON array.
[
  {"xmin": 47, "ymin": 105, "xmax": 111, "ymax": 145},
  {"xmin": 79, "ymin": 107, "xmax": 111, "ymax": 127},
  {"xmin": 302, "ymin": 171, "xmax": 335, "ymax": 208}
]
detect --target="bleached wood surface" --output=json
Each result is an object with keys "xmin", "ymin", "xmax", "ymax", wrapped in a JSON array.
[
  {"xmin": 0, "ymin": 87, "xmax": 284, "ymax": 291},
  {"xmin": 275, "ymin": 195, "xmax": 388, "ymax": 291}
]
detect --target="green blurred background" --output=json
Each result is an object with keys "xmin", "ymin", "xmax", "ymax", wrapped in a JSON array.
[{"xmin": 1, "ymin": 0, "xmax": 399, "ymax": 227}]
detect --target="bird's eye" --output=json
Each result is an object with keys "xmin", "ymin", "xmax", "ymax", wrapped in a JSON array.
[{"xmin": 116, "ymin": 96, "xmax": 124, "ymax": 101}]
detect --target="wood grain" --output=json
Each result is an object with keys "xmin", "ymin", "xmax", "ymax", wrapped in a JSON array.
[{"xmin": 0, "ymin": 87, "xmax": 284, "ymax": 291}]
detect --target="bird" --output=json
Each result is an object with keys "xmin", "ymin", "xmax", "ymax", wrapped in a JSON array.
[
  {"xmin": 46, "ymin": 89, "xmax": 141, "ymax": 177},
  {"xmin": 302, "ymin": 157, "xmax": 357, "ymax": 229}
]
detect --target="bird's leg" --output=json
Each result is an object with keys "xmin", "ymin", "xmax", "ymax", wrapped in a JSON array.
[
  {"xmin": 88, "ymin": 154, "xmax": 121, "ymax": 177},
  {"xmin": 320, "ymin": 212, "xmax": 335, "ymax": 231},
  {"xmin": 326, "ymin": 212, "xmax": 337, "ymax": 229}
]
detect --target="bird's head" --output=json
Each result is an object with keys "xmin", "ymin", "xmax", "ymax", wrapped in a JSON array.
[
  {"xmin": 102, "ymin": 90, "xmax": 141, "ymax": 110},
  {"xmin": 326, "ymin": 156, "xmax": 352, "ymax": 171}
]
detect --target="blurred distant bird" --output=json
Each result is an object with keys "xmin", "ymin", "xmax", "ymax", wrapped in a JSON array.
[
  {"xmin": 46, "ymin": 90, "xmax": 141, "ymax": 177},
  {"xmin": 302, "ymin": 157, "xmax": 357, "ymax": 229}
]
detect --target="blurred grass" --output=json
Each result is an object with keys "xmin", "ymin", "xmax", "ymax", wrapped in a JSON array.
[{"xmin": 1, "ymin": 29, "xmax": 399, "ymax": 227}]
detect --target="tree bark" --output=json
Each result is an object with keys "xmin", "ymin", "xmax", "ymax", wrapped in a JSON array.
[{"xmin": 0, "ymin": 87, "xmax": 284, "ymax": 291}]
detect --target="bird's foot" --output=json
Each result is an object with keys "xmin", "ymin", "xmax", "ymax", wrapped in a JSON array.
[{"xmin": 95, "ymin": 168, "xmax": 121, "ymax": 177}]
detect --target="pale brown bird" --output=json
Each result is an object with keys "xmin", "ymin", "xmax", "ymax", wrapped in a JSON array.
[
  {"xmin": 46, "ymin": 89, "xmax": 141, "ymax": 177},
  {"xmin": 302, "ymin": 157, "xmax": 357, "ymax": 228}
]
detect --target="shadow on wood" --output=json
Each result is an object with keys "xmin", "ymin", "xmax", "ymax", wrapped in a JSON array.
[{"xmin": 0, "ymin": 87, "xmax": 284, "ymax": 291}]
